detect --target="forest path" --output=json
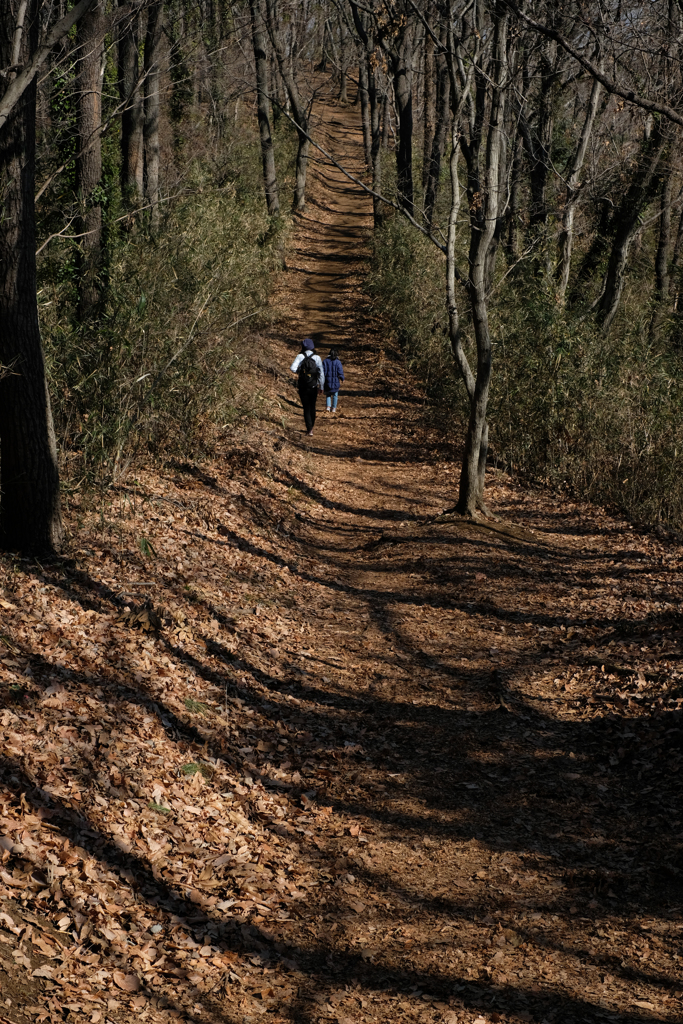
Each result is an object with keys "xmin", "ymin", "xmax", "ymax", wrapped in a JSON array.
[
  {"xmin": 1, "ymin": 85, "xmax": 682, "ymax": 1024},
  {"xmin": 260, "ymin": 88, "xmax": 683, "ymax": 1024}
]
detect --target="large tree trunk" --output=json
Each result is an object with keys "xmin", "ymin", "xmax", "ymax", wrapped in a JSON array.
[
  {"xmin": 118, "ymin": 0, "xmax": 144, "ymax": 204},
  {"xmin": 0, "ymin": 0, "xmax": 62, "ymax": 554},
  {"xmin": 249, "ymin": 0, "xmax": 280, "ymax": 217},
  {"xmin": 143, "ymin": 2, "xmax": 163, "ymax": 234},
  {"xmin": 76, "ymin": 0, "xmax": 105, "ymax": 318}
]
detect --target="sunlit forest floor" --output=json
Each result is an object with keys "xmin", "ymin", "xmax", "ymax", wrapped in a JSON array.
[{"xmin": 1, "ymin": 92, "xmax": 682, "ymax": 1024}]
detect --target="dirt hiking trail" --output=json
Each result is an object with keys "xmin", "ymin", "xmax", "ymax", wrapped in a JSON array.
[{"xmin": 0, "ymin": 88, "xmax": 683, "ymax": 1024}]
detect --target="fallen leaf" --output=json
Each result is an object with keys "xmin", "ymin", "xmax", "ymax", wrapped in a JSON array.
[{"xmin": 113, "ymin": 970, "xmax": 140, "ymax": 992}]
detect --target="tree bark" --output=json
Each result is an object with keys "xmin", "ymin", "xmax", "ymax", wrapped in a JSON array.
[
  {"xmin": 595, "ymin": 127, "xmax": 667, "ymax": 332},
  {"xmin": 392, "ymin": 22, "xmax": 415, "ymax": 215},
  {"xmin": 655, "ymin": 170, "xmax": 673, "ymax": 301},
  {"xmin": 422, "ymin": 23, "xmax": 435, "ymax": 198},
  {"xmin": 348, "ymin": 3, "xmax": 384, "ymax": 226},
  {"xmin": 143, "ymin": 2, "xmax": 163, "ymax": 234},
  {"xmin": 424, "ymin": 32, "xmax": 450, "ymax": 230},
  {"xmin": 0, "ymin": 0, "xmax": 62, "ymax": 554},
  {"xmin": 75, "ymin": 0, "xmax": 105, "ymax": 318},
  {"xmin": 556, "ymin": 74, "xmax": 602, "ymax": 301},
  {"xmin": 264, "ymin": 0, "xmax": 310, "ymax": 211},
  {"xmin": 338, "ymin": 14, "xmax": 348, "ymax": 102},
  {"xmin": 249, "ymin": 0, "xmax": 280, "ymax": 217},
  {"xmin": 454, "ymin": 7, "xmax": 508, "ymax": 515},
  {"xmin": 118, "ymin": 0, "xmax": 143, "ymax": 204},
  {"xmin": 357, "ymin": 56, "xmax": 372, "ymax": 167}
]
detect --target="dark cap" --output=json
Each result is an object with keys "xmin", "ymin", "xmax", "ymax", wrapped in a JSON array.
[{"xmin": 302, "ymin": 337, "xmax": 315, "ymax": 350}]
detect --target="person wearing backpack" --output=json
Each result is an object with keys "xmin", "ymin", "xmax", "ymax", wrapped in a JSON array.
[
  {"xmin": 290, "ymin": 338, "xmax": 324, "ymax": 435},
  {"xmin": 322, "ymin": 347, "xmax": 344, "ymax": 414}
]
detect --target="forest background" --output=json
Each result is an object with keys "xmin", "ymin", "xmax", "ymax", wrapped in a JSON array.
[{"xmin": 3, "ymin": 0, "xmax": 683, "ymax": 552}]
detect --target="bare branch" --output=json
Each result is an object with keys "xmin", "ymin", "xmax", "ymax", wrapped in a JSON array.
[
  {"xmin": 505, "ymin": 0, "xmax": 683, "ymax": 130},
  {"xmin": 0, "ymin": 0, "xmax": 98, "ymax": 130}
]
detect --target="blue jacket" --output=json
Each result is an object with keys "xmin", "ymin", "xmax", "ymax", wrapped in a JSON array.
[{"xmin": 322, "ymin": 357, "xmax": 344, "ymax": 393}]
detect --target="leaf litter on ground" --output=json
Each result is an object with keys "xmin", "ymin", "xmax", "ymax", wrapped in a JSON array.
[{"xmin": 1, "ymin": 95, "xmax": 683, "ymax": 1024}]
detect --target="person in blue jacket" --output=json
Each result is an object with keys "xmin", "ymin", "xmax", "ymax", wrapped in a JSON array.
[{"xmin": 322, "ymin": 347, "xmax": 345, "ymax": 414}]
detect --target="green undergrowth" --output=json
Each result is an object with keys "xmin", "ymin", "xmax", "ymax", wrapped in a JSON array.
[
  {"xmin": 37, "ymin": 123, "xmax": 296, "ymax": 489},
  {"xmin": 370, "ymin": 216, "xmax": 683, "ymax": 530}
]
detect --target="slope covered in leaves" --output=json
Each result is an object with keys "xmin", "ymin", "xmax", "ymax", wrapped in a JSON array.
[{"xmin": 1, "ymin": 90, "xmax": 683, "ymax": 1024}]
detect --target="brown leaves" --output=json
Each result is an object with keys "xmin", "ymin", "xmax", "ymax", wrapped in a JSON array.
[{"xmin": 113, "ymin": 970, "xmax": 140, "ymax": 992}]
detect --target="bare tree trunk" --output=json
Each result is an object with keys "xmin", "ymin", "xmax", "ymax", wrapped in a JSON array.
[
  {"xmin": 338, "ymin": 14, "xmax": 348, "ymax": 102},
  {"xmin": 504, "ymin": 130, "xmax": 522, "ymax": 261},
  {"xmin": 649, "ymin": 169, "xmax": 675, "ymax": 338},
  {"xmin": 455, "ymin": 8, "xmax": 508, "ymax": 516},
  {"xmin": 249, "ymin": 0, "xmax": 279, "ymax": 217},
  {"xmin": 424, "ymin": 33, "xmax": 450, "ymax": 229},
  {"xmin": 0, "ymin": 0, "xmax": 62, "ymax": 554},
  {"xmin": 422, "ymin": 24, "xmax": 435, "ymax": 198},
  {"xmin": 265, "ymin": 0, "xmax": 310, "ymax": 211},
  {"xmin": 392, "ymin": 23, "xmax": 415, "ymax": 215},
  {"xmin": 357, "ymin": 57, "xmax": 372, "ymax": 166},
  {"xmin": 519, "ymin": 34, "xmax": 556, "ymax": 232},
  {"xmin": 595, "ymin": 128, "xmax": 666, "ymax": 332},
  {"xmin": 75, "ymin": 0, "xmax": 105, "ymax": 318},
  {"xmin": 118, "ymin": 0, "xmax": 143, "ymax": 204},
  {"xmin": 143, "ymin": 2, "xmax": 163, "ymax": 234},
  {"xmin": 381, "ymin": 90, "xmax": 390, "ymax": 149},
  {"xmin": 556, "ymin": 74, "xmax": 602, "ymax": 300},
  {"xmin": 655, "ymin": 171, "xmax": 673, "ymax": 301},
  {"xmin": 349, "ymin": 4, "xmax": 384, "ymax": 226}
]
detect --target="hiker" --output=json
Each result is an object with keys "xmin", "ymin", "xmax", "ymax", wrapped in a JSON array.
[
  {"xmin": 322, "ymin": 347, "xmax": 345, "ymax": 414},
  {"xmin": 290, "ymin": 337, "xmax": 324, "ymax": 435}
]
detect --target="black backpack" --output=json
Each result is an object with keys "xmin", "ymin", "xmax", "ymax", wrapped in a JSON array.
[{"xmin": 298, "ymin": 354, "xmax": 318, "ymax": 392}]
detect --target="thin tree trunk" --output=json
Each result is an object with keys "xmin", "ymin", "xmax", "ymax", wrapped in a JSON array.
[
  {"xmin": 0, "ymin": 0, "xmax": 62, "ymax": 554},
  {"xmin": 392, "ymin": 25, "xmax": 414, "ymax": 215},
  {"xmin": 596, "ymin": 128, "xmax": 666, "ymax": 332},
  {"xmin": 649, "ymin": 170, "xmax": 675, "ymax": 338},
  {"xmin": 75, "ymin": 0, "xmax": 104, "ymax": 318},
  {"xmin": 455, "ymin": 9, "xmax": 508, "ymax": 516},
  {"xmin": 505, "ymin": 130, "xmax": 522, "ymax": 261},
  {"xmin": 264, "ymin": 0, "xmax": 310, "ymax": 211},
  {"xmin": 348, "ymin": 4, "xmax": 383, "ymax": 226},
  {"xmin": 655, "ymin": 171, "xmax": 673, "ymax": 300},
  {"xmin": 424, "ymin": 37, "xmax": 450, "ymax": 230},
  {"xmin": 556, "ymin": 74, "xmax": 602, "ymax": 301},
  {"xmin": 422, "ymin": 25, "xmax": 435, "ymax": 198},
  {"xmin": 338, "ymin": 15, "xmax": 348, "ymax": 102},
  {"xmin": 249, "ymin": 0, "xmax": 279, "ymax": 216},
  {"xmin": 357, "ymin": 57, "xmax": 371, "ymax": 166},
  {"xmin": 118, "ymin": 0, "xmax": 143, "ymax": 204},
  {"xmin": 381, "ymin": 90, "xmax": 390, "ymax": 149},
  {"xmin": 143, "ymin": 2, "xmax": 163, "ymax": 234}
]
